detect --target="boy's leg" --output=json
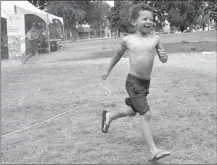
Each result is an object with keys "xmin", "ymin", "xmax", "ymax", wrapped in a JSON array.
[
  {"xmin": 102, "ymin": 106, "xmax": 136, "ymax": 133},
  {"xmin": 140, "ymin": 111, "xmax": 158, "ymax": 152},
  {"xmin": 23, "ymin": 54, "xmax": 33, "ymax": 64},
  {"xmin": 140, "ymin": 111, "xmax": 170, "ymax": 161}
]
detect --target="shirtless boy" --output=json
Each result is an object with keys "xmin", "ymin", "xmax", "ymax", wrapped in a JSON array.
[{"xmin": 101, "ymin": 3, "xmax": 170, "ymax": 161}]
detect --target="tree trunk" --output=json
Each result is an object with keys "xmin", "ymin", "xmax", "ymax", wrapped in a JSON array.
[
  {"xmin": 180, "ymin": 26, "xmax": 184, "ymax": 33},
  {"xmin": 202, "ymin": 24, "xmax": 205, "ymax": 31},
  {"xmin": 99, "ymin": 25, "xmax": 101, "ymax": 37},
  {"xmin": 96, "ymin": 27, "xmax": 100, "ymax": 38},
  {"xmin": 64, "ymin": 26, "xmax": 67, "ymax": 41},
  {"xmin": 118, "ymin": 30, "xmax": 120, "ymax": 37},
  {"xmin": 189, "ymin": 24, "xmax": 193, "ymax": 32},
  {"xmin": 65, "ymin": 25, "xmax": 71, "ymax": 40},
  {"xmin": 180, "ymin": 24, "xmax": 187, "ymax": 33},
  {"xmin": 94, "ymin": 28, "xmax": 96, "ymax": 38},
  {"xmin": 65, "ymin": 26, "xmax": 71, "ymax": 40},
  {"xmin": 93, "ymin": 28, "xmax": 97, "ymax": 38},
  {"xmin": 70, "ymin": 26, "xmax": 77, "ymax": 41}
]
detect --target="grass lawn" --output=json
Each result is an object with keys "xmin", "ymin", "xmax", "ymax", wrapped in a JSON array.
[
  {"xmin": 58, "ymin": 30, "xmax": 216, "ymax": 61},
  {"xmin": 46, "ymin": 40, "xmax": 216, "ymax": 64},
  {"xmin": 1, "ymin": 48, "xmax": 216, "ymax": 164}
]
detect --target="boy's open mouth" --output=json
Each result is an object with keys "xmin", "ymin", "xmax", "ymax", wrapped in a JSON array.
[{"xmin": 144, "ymin": 25, "xmax": 151, "ymax": 28}]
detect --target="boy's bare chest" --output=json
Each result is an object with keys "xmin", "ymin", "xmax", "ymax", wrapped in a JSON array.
[{"xmin": 127, "ymin": 37, "xmax": 157, "ymax": 53}]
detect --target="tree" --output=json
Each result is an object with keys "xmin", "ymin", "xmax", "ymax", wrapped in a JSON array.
[
  {"xmin": 193, "ymin": 1, "xmax": 217, "ymax": 31},
  {"xmin": 45, "ymin": 1, "xmax": 88, "ymax": 40},
  {"xmin": 106, "ymin": 0, "xmax": 134, "ymax": 34},
  {"xmin": 27, "ymin": 0, "xmax": 47, "ymax": 10},
  {"xmin": 146, "ymin": 1, "xmax": 168, "ymax": 31},
  {"xmin": 29, "ymin": 0, "xmax": 110, "ymax": 39},
  {"xmin": 165, "ymin": 1, "xmax": 193, "ymax": 32},
  {"xmin": 164, "ymin": 0, "xmax": 214, "ymax": 32},
  {"xmin": 209, "ymin": 1, "xmax": 217, "ymax": 23},
  {"xmin": 195, "ymin": 13, "xmax": 210, "ymax": 31},
  {"xmin": 107, "ymin": 0, "xmax": 120, "ymax": 32},
  {"xmin": 85, "ymin": 1, "xmax": 110, "ymax": 37}
]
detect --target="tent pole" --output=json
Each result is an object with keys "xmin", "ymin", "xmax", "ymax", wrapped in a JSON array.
[
  {"xmin": 46, "ymin": 14, "xmax": 50, "ymax": 53},
  {"xmin": 14, "ymin": 5, "xmax": 17, "ymax": 14},
  {"xmin": 62, "ymin": 24, "xmax": 65, "ymax": 46}
]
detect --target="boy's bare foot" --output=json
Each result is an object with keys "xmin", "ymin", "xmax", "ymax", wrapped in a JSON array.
[
  {"xmin": 102, "ymin": 110, "xmax": 111, "ymax": 133},
  {"xmin": 149, "ymin": 150, "xmax": 171, "ymax": 161}
]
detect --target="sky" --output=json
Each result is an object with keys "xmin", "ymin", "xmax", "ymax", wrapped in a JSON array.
[{"xmin": 106, "ymin": 1, "xmax": 114, "ymax": 7}]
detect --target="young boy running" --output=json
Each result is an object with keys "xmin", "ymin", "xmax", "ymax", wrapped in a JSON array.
[{"xmin": 101, "ymin": 3, "xmax": 170, "ymax": 161}]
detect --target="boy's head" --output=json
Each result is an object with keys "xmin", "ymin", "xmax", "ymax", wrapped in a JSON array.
[{"xmin": 129, "ymin": 3, "xmax": 154, "ymax": 34}]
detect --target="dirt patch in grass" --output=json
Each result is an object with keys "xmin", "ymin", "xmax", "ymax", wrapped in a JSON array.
[
  {"xmin": 1, "ymin": 53, "xmax": 216, "ymax": 164},
  {"xmin": 163, "ymin": 41, "xmax": 216, "ymax": 53}
]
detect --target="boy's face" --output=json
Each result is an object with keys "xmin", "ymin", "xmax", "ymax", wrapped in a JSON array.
[{"xmin": 134, "ymin": 10, "xmax": 154, "ymax": 34}]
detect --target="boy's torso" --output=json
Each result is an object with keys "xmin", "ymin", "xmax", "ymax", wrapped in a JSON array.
[{"xmin": 124, "ymin": 34, "xmax": 159, "ymax": 80}]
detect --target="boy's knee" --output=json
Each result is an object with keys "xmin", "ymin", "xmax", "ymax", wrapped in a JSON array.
[
  {"xmin": 128, "ymin": 110, "xmax": 136, "ymax": 117},
  {"xmin": 122, "ymin": 107, "xmax": 136, "ymax": 117},
  {"xmin": 140, "ymin": 111, "xmax": 151, "ymax": 120}
]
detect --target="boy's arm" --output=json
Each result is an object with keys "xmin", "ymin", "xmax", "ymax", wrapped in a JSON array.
[
  {"xmin": 155, "ymin": 36, "xmax": 168, "ymax": 63},
  {"xmin": 102, "ymin": 38, "xmax": 127, "ymax": 80}
]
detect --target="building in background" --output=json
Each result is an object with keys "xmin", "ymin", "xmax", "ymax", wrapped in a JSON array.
[{"xmin": 76, "ymin": 24, "xmax": 112, "ymax": 39}]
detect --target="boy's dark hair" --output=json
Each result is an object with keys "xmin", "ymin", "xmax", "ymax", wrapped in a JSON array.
[{"xmin": 129, "ymin": 3, "xmax": 154, "ymax": 21}]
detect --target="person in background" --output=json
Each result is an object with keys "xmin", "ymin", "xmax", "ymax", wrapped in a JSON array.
[
  {"xmin": 40, "ymin": 27, "xmax": 48, "ymax": 52},
  {"xmin": 22, "ymin": 26, "xmax": 39, "ymax": 64}
]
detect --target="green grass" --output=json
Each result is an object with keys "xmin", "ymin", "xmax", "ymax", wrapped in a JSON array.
[
  {"xmin": 1, "ymin": 51, "xmax": 216, "ymax": 163},
  {"xmin": 56, "ymin": 40, "xmax": 216, "ymax": 62},
  {"xmin": 73, "ymin": 30, "xmax": 216, "ymax": 45},
  {"xmin": 58, "ymin": 30, "xmax": 216, "ymax": 61},
  {"xmin": 163, "ymin": 41, "xmax": 216, "ymax": 53}
]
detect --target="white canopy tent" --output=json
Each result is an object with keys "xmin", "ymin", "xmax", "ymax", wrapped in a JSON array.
[
  {"xmin": 1, "ymin": 1, "xmax": 64, "ymax": 24},
  {"xmin": 1, "ymin": 9, "xmax": 8, "ymax": 19},
  {"xmin": 1, "ymin": 0, "xmax": 65, "ymax": 56},
  {"xmin": 1, "ymin": 1, "xmax": 15, "ymax": 18}
]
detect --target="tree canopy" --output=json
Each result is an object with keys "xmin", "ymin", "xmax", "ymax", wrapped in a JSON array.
[
  {"xmin": 84, "ymin": 1, "xmax": 110, "ymax": 37},
  {"xmin": 107, "ymin": 0, "xmax": 216, "ymax": 33},
  {"xmin": 28, "ymin": 0, "xmax": 47, "ymax": 10},
  {"xmin": 28, "ymin": 0, "xmax": 217, "ymax": 36}
]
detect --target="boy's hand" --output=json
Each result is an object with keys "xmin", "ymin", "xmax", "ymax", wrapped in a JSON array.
[
  {"xmin": 158, "ymin": 49, "xmax": 168, "ymax": 63},
  {"xmin": 102, "ymin": 71, "xmax": 110, "ymax": 80},
  {"xmin": 156, "ymin": 37, "xmax": 168, "ymax": 63}
]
